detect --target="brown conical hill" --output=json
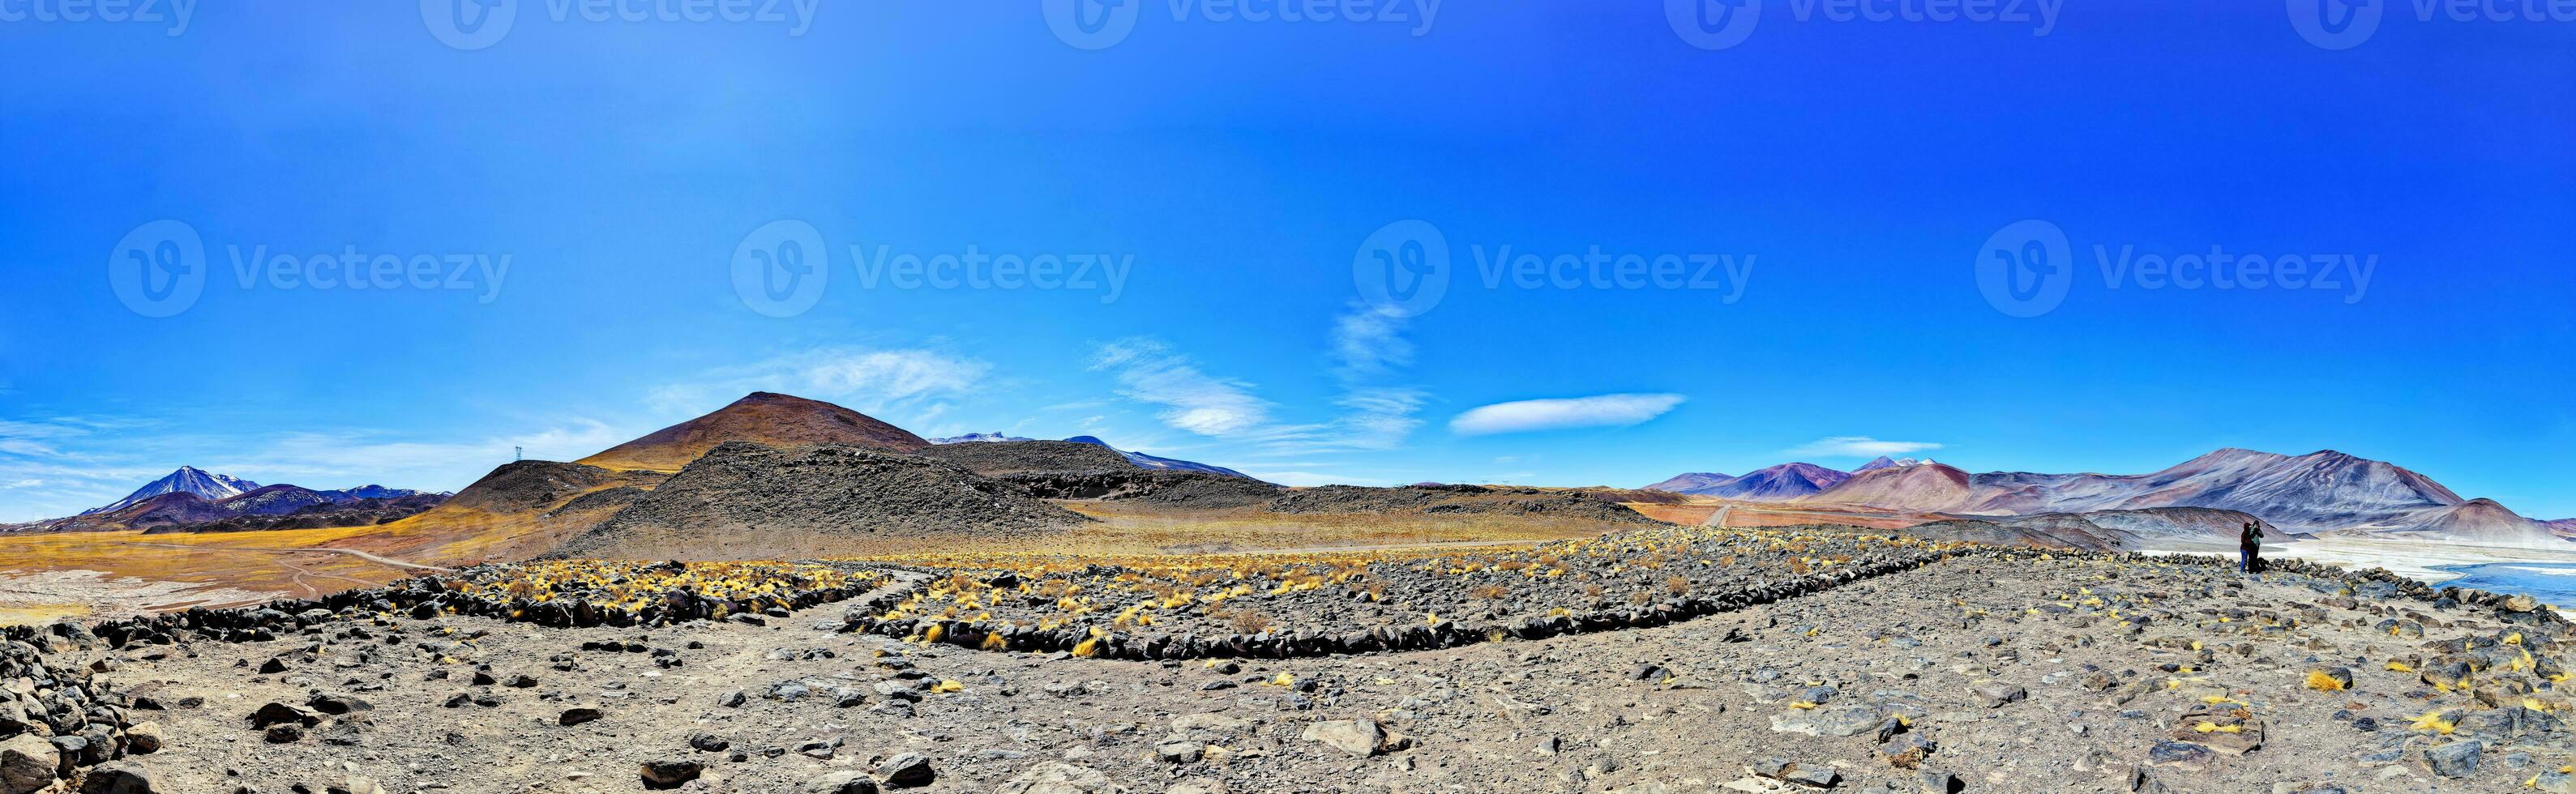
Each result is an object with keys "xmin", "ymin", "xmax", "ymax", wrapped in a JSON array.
[
  {"xmin": 1797, "ymin": 462, "xmax": 1975, "ymax": 513},
  {"xmin": 577, "ymin": 392, "xmax": 931, "ymax": 472}
]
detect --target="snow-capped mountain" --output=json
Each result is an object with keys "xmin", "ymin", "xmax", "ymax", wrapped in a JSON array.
[
  {"xmin": 1063, "ymin": 436, "xmax": 1264, "ymax": 481},
  {"xmin": 1855, "ymin": 456, "xmax": 1936, "ymax": 472},
  {"xmin": 81, "ymin": 467, "xmax": 260, "ymax": 515},
  {"xmin": 931, "ymin": 432, "xmax": 1035, "ymax": 444}
]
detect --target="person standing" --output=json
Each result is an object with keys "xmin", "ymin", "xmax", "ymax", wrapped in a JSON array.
[{"xmin": 2239, "ymin": 521, "xmax": 2265, "ymax": 574}]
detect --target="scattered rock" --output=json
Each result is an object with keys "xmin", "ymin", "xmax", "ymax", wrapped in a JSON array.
[
  {"xmin": 2425, "ymin": 740, "xmax": 2483, "ymax": 779},
  {"xmin": 875, "ymin": 753, "xmax": 935, "ymax": 788},
  {"xmin": 640, "ymin": 759, "xmax": 703, "ymax": 790},
  {"xmin": 1301, "ymin": 718, "xmax": 1409, "ymax": 758}
]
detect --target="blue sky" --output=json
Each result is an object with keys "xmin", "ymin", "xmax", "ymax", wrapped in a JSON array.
[{"xmin": 2, "ymin": 2, "xmax": 2570, "ymax": 523}]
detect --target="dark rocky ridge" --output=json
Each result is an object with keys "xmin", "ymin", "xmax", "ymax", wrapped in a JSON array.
[
  {"xmin": 552, "ymin": 442, "xmax": 1092, "ymax": 560},
  {"xmin": 139, "ymin": 493, "xmax": 448, "ymax": 535},
  {"xmin": 913, "ymin": 440, "xmax": 1139, "ymax": 475},
  {"xmin": 914, "ymin": 439, "xmax": 1282, "ymax": 509},
  {"xmin": 998, "ymin": 469, "xmax": 1282, "ymax": 509}
]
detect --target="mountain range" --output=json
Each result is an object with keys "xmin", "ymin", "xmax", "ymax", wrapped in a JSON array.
[
  {"xmin": 1653, "ymin": 448, "xmax": 2565, "ymax": 548},
  {"xmin": 1646, "ymin": 463, "xmax": 1851, "ymax": 500},
  {"xmin": 79, "ymin": 466, "xmax": 259, "ymax": 514},
  {"xmin": 931, "ymin": 431, "xmax": 1262, "ymax": 482},
  {"xmin": 7, "ymin": 469, "xmax": 445, "ymax": 534}
]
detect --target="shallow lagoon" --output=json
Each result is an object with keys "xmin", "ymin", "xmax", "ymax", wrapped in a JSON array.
[{"xmin": 2429, "ymin": 561, "xmax": 2576, "ymax": 608}]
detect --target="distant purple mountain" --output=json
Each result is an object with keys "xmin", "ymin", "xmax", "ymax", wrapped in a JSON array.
[
  {"xmin": 1063, "ymin": 436, "xmax": 1264, "ymax": 482},
  {"xmin": 326, "ymin": 485, "xmax": 433, "ymax": 501},
  {"xmin": 73, "ymin": 467, "xmax": 434, "ymax": 520},
  {"xmin": 216, "ymin": 484, "xmax": 439, "ymax": 515},
  {"xmin": 1647, "ymin": 463, "xmax": 1850, "ymax": 500},
  {"xmin": 220, "ymin": 485, "xmax": 339, "ymax": 515},
  {"xmin": 1642, "ymin": 472, "xmax": 1731, "ymax": 493},
  {"xmin": 1788, "ymin": 447, "xmax": 2563, "ymax": 547},
  {"xmin": 930, "ymin": 432, "xmax": 1034, "ymax": 444}
]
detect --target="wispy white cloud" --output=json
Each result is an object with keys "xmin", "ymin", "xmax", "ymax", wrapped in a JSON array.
[
  {"xmin": 0, "ymin": 417, "xmax": 169, "ymax": 521},
  {"xmin": 648, "ymin": 348, "xmax": 990, "ymax": 418},
  {"xmin": 1449, "ymin": 394, "xmax": 1686, "ymax": 436},
  {"xmin": 1091, "ymin": 339, "xmax": 1273, "ymax": 438},
  {"xmin": 213, "ymin": 420, "xmax": 631, "ymax": 485},
  {"xmin": 1304, "ymin": 302, "xmax": 1430, "ymax": 452},
  {"xmin": 1329, "ymin": 387, "xmax": 1425, "ymax": 450},
  {"xmin": 1332, "ymin": 303, "xmax": 1414, "ymax": 378},
  {"xmin": 1787, "ymin": 436, "xmax": 1946, "ymax": 458}
]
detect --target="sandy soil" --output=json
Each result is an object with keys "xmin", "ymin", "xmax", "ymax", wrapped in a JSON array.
[
  {"xmin": 67, "ymin": 553, "xmax": 2561, "ymax": 794},
  {"xmin": 0, "ymin": 568, "xmax": 287, "ymax": 623}
]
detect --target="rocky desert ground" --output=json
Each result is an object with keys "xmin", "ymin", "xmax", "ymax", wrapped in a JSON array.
[{"xmin": 9, "ymin": 522, "xmax": 2575, "ymax": 794}]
